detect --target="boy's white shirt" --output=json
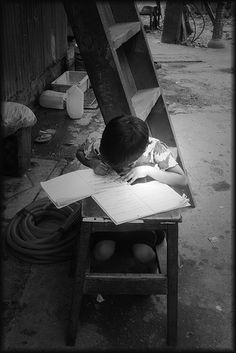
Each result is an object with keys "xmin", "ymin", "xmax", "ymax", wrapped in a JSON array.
[{"xmin": 83, "ymin": 135, "xmax": 178, "ymax": 171}]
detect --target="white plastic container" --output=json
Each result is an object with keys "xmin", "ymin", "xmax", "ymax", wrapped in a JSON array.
[
  {"xmin": 66, "ymin": 85, "xmax": 84, "ymax": 119},
  {"xmin": 39, "ymin": 90, "xmax": 66, "ymax": 109}
]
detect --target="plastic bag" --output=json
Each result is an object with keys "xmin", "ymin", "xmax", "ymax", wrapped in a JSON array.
[{"xmin": 2, "ymin": 102, "xmax": 37, "ymax": 137}]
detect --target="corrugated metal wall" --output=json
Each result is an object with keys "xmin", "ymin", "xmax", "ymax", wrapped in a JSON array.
[{"xmin": 1, "ymin": 1, "xmax": 68, "ymax": 105}]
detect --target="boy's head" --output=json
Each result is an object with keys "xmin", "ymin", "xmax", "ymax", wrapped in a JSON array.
[{"xmin": 100, "ymin": 115, "xmax": 149, "ymax": 170}]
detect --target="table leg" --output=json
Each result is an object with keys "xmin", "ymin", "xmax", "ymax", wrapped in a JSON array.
[
  {"xmin": 66, "ymin": 222, "xmax": 91, "ymax": 346},
  {"xmin": 69, "ymin": 216, "xmax": 82, "ymax": 278},
  {"xmin": 166, "ymin": 222, "xmax": 178, "ymax": 346}
]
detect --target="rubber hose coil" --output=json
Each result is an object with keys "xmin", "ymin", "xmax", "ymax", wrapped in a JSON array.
[{"xmin": 5, "ymin": 198, "xmax": 81, "ymax": 264}]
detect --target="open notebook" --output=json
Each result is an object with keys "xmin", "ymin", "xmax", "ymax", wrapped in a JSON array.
[
  {"xmin": 92, "ymin": 181, "xmax": 190, "ymax": 225},
  {"xmin": 41, "ymin": 168, "xmax": 190, "ymax": 224}
]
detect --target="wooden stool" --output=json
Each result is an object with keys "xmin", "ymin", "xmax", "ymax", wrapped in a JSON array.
[{"xmin": 67, "ymin": 197, "xmax": 181, "ymax": 347}]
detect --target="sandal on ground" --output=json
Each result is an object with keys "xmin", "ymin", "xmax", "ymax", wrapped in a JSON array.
[{"xmin": 34, "ymin": 133, "xmax": 52, "ymax": 143}]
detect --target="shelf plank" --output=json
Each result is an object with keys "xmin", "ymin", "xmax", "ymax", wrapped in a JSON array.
[
  {"xmin": 131, "ymin": 87, "xmax": 160, "ymax": 121},
  {"xmin": 109, "ymin": 22, "xmax": 140, "ymax": 49},
  {"xmin": 85, "ymin": 272, "xmax": 167, "ymax": 295}
]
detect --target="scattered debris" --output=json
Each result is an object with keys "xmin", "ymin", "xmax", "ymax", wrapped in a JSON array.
[
  {"xmin": 216, "ymin": 305, "xmax": 223, "ymax": 312},
  {"xmin": 96, "ymin": 294, "xmax": 105, "ymax": 303},
  {"xmin": 208, "ymin": 236, "xmax": 219, "ymax": 244},
  {"xmin": 154, "ymin": 62, "xmax": 162, "ymax": 70},
  {"xmin": 186, "ymin": 331, "xmax": 194, "ymax": 338},
  {"xmin": 76, "ymin": 112, "xmax": 94, "ymax": 126}
]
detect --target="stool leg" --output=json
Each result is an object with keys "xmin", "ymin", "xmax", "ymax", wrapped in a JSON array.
[
  {"xmin": 166, "ymin": 223, "xmax": 178, "ymax": 346},
  {"xmin": 66, "ymin": 222, "xmax": 91, "ymax": 346},
  {"xmin": 69, "ymin": 208, "xmax": 82, "ymax": 278},
  {"xmin": 69, "ymin": 238, "xmax": 78, "ymax": 278}
]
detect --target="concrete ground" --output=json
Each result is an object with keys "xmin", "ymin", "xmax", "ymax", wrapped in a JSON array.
[{"xmin": 2, "ymin": 30, "xmax": 233, "ymax": 350}]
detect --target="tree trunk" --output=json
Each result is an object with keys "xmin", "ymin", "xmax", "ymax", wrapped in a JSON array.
[
  {"xmin": 161, "ymin": 1, "xmax": 184, "ymax": 44},
  {"xmin": 212, "ymin": 1, "xmax": 225, "ymax": 39},
  {"xmin": 208, "ymin": 1, "xmax": 226, "ymax": 48}
]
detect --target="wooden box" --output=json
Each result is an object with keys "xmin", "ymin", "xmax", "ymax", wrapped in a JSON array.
[{"xmin": 51, "ymin": 71, "xmax": 90, "ymax": 93}]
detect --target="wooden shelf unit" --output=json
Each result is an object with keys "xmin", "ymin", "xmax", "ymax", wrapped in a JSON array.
[{"xmin": 63, "ymin": 0, "xmax": 195, "ymax": 207}]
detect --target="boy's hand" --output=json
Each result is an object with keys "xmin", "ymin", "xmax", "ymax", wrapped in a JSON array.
[
  {"xmin": 94, "ymin": 161, "xmax": 111, "ymax": 176},
  {"xmin": 121, "ymin": 166, "xmax": 150, "ymax": 184}
]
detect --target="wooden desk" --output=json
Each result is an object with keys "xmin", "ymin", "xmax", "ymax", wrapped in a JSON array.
[{"xmin": 67, "ymin": 197, "xmax": 182, "ymax": 347}]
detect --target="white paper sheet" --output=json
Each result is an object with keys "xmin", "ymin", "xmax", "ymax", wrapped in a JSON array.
[{"xmin": 40, "ymin": 168, "xmax": 126, "ymax": 208}]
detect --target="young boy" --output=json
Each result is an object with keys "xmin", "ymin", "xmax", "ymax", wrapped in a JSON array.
[{"xmin": 76, "ymin": 115, "xmax": 187, "ymax": 272}]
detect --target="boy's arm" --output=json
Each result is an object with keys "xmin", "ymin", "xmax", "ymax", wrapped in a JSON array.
[
  {"xmin": 76, "ymin": 150, "xmax": 112, "ymax": 176},
  {"xmin": 121, "ymin": 164, "xmax": 187, "ymax": 186},
  {"xmin": 76, "ymin": 133, "xmax": 112, "ymax": 176},
  {"xmin": 146, "ymin": 164, "xmax": 187, "ymax": 186},
  {"xmin": 144, "ymin": 139, "xmax": 187, "ymax": 186}
]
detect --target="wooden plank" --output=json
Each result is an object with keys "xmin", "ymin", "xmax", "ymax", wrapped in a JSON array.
[
  {"xmin": 96, "ymin": 1, "xmax": 115, "ymax": 27},
  {"xmin": 144, "ymin": 209, "xmax": 181, "ymax": 222},
  {"xmin": 89, "ymin": 222, "xmax": 170, "ymax": 235},
  {"xmin": 84, "ymin": 272, "xmax": 167, "ymax": 295},
  {"xmin": 66, "ymin": 222, "xmax": 91, "ymax": 346},
  {"xmin": 131, "ymin": 87, "xmax": 160, "ymax": 121},
  {"xmin": 166, "ymin": 222, "xmax": 178, "ymax": 346},
  {"xmin": 109, "ymin": 22, "xmax": 140, "ymax": 49},
  {"xmin": 123, "ymin": 30, "xmax": 159, "ymax": 90},
  {"xmin": 146, "ymin": 95, "xmax": 195, "ymax": 208},
  {"xmin": 117, "ymin": 47, "xmax": 137, "ymax": 98}
]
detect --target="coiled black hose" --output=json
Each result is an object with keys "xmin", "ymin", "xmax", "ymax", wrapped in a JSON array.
[{"xmin": 5, "ymin": 198, "xmax": 81, "ymax": 264}]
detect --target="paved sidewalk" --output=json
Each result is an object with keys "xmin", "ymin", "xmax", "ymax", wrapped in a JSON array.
[{"xmin": 2, "ymin": 36, "xmax": 233, "ymax": 350}]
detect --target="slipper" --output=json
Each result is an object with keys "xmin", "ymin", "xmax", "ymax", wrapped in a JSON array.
[
  {"xmin": 34, "ymin": 133, "xmax": 52, "ymax": 143},
  {"xmin": 40, "ymin": 129, "xmax": 56, "ymax": 135}
]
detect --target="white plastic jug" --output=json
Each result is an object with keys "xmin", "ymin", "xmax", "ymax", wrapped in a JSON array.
[
  {"xmin": 39, "ymin": 90, "xmax": 66, "ymax": 109},
  {"xmin": 66, "ymin": 85, "xmax": 84, "ymax": 119}
]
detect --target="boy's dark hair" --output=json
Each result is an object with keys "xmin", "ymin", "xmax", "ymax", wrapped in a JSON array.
[{"xmin": 100, "ymin": 115, "xmax": 149, "ymax": 166}]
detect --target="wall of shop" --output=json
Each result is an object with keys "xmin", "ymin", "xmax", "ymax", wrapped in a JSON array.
[{"xmin": 1, "ymin": 2, "xmax": 68, "ymax": 106}]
